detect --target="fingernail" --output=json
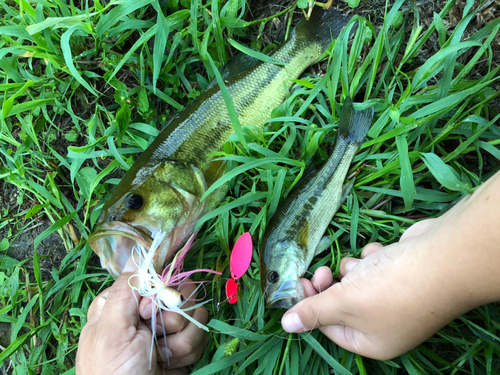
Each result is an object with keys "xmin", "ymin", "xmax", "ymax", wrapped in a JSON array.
[
  {"xmin": 165, "ymin": 347, "xmax": 173, "ymax": 359},
  {"xmin": 162, "ymin": 348, "xmax": 178, "ymax": 367},
  {"xmin": 345, "ymin": 260, "xmax": 358, "ymax": 272},
  {"xmin": 282, "ymin": 313, "xmax": 304, "ymax": 333}
]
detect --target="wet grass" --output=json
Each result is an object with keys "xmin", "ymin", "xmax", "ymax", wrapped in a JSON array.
[{"xmin": 1, "ymin": 0, "xmax": 500, "ymax": 373}]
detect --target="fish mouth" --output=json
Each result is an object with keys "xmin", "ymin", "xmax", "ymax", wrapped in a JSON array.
[
  {"xmin": 88, "ymin": 222, "xmax": 153, "ymax": 279},
  {"xmin": 267, "ymin": 279, "xmax": 305, "ymax": 309}
]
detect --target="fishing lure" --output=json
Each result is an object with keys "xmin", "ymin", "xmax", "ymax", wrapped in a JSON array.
[
  {"xmin": 128, "ymin": 231, "xmax": 221, "ymax": 366},
  {"xmin": 225, "ymin": 232, "xmax": 253, "ymax": 304}
]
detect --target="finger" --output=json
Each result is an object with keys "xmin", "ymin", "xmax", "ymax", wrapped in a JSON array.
[
  {"xmin": 99, "ymin": 271, "xmax": 141, "ymax": 332},
  {"xmin": 86, "ymin": 288, "xmax": 110, "ymax": 326},
  {"xmin": 301, "ymin": 278, "xmax": 317, "ymax": 297},
  {"xmin": 281, "ymin": 282, "xmax": 348, "ymax": 333},
  {"xmin": 140, "ymin": 281, "xmax": 198, "ymax": 321},
  {"xmin": 157, "ymin": 307, "xmax": 208, "ymax": 364},
  {"xmin": 400, "ymin": 218, "xmax": 437, "ymax": 242},
  {"xmin": 339, "ymin": 258, "xmax": 360, "ymax": 278},
  {"xmin": 159, "ymin": 333, "xmax": 208, "ymax": 370},
  {"xmin": 361, "ymin": 243, "xmax": 384, "ymax": 258},
  {"xmin": 310, "ymin": 267, "xmax": 334, "ymax": 292},
  {"xmin": 141, "ymin": 285, "xmax": 199, "ymax": 337},
  {"xmin": 319, "ymin": 325, "xmax": 363, "ymax": 355}
]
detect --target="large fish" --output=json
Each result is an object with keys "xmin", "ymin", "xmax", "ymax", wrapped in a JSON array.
[
  {"xmin": 260, "ymin": 97, "xmax": 374, "ymax": 309},
  {"xmin": 89, "ymin": 7, "xmax": 352, "ymax": 278}
]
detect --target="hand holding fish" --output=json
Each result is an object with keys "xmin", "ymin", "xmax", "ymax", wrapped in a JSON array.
[
  {"xmin": 76, "ymin": 270, "xmax": 207, "ymax": 374},
  {"xmin": 281, "ymin": 170, "xmax": 500, "ymax": 361}
]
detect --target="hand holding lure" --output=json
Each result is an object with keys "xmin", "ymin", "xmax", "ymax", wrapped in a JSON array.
[
  {"xmin": 127, "ymin": 231, "xmax": 221, "ymax": 367},
  {"xmin": 128, "ymin": 231, "xmax": 221, "ymax": 331}
]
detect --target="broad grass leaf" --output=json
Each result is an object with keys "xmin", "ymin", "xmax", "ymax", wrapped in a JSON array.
[
  {"xmin": 350, "ymin": 193, "xmax": 359, "ymax": 254},
  {"xmin": 108, "ymin": 26, "xmax": 157, "ymax": 82},
  {"xmin": 26, "ymin": 180, "xmax": 63, "ymax": 209},
  {"xmin": 0, "ymin": 26, "xmax": 34, "ymax": 41},
  {"xmin": 348, "ymin": 0, "xmax": 360, "ymax": 8},
  {"xmin": 201, "ymin": 157, "xmax": 302, "ymax": 200},
  {"xmin": 145, "ymin": 84, "xmax": 183, "ymax": 111},
  {"xmin": 452, "ymin": 23, "xmax": 500, "ymax": 85},
  {"xmin": 191, "ymin": 343, "xmax": 259, "ymax": 375},
  {"xmin": 420, "ymin": 153, "xmax": 472, "ymax": 193},
  {"xmin": 116, "ymin": 102, "xmax": 131, "ymax": 136},
  {"xmin": 363, "ymin": 122, "xmax": 417, "ymax": 148},
  {"xmin": 236, "ymin": 337, "xmax": 282, "ymax": 374},
  {"xmin": 1, "ymin": 80, "xmax": 33, "ymax": 119},
  {"xmin": 211, "ymin": 0, "xmax": 227, "ymax": 64},
  {"xmin": 10, "ymin": 294, "xmax": 38, "ymax": 343},
  {"xmin": 71, "ymin": 244, "xmax": 95, "ymax": 303},
  {"xmin": 26, "ymin": 14, "xmax": 93, "ymax": 34},
  {"xmin": 0, "ymin": 328, "xmax": 44, "ymax": 365},
  {"xmin": 95, "ymin": 0, "xmax": 155, "ymax": 37},
  {"xmin": 87, "ymin": 160, "xmax": 121, "ymax": 208},
  {"xmin": 400, "ymin": 354, "xmax": 420, "ymax": 375},
  {"xmin": 4, "ymin": 98, "xmax": 54, "ymax": 119},
  {"xmin": 479, "ymin": 141, "xmax": 500, "ymax": 161},
  {"xmin": 356, "ymin": 354, "xmax": 367, "ymax": 375},
  {"xmin": 208, "ymin": 319, "xmax": 268, "ymax": 341},
  {"xmin": 297, "ymin": 0, "xmax": 308, "ymax": 9},
  {"xmin": 61, "ymin": 24, "xmax": 99, "ymax": 96},
  {"xmin": 34, "ymin": 212, "xmax": 77, "ymax": 250},
  {"xmin": 433, "ymin": 13, "xmax": 447, "ymax": 47},
  {"xmin": 129, "ymin": 122, "xmax": 160, "ymax": 137},
  {"xmin": 137, "ymin": 88, "xmax": 149, "ymax": 112},
  {"xmin": 76, "ymin": 167, "xmax": 97, "ymax": 200},
  {"xmin": 261, "ymin": 339, "xmax": 283, "ymax": 375},
  {"xmin": 206, "ymin": 53, "xmax": 246, "ymax": 148},
  {"xmin": 196, "ymin": 192, "xmax": 267, "ymax": 229},
  {"xmin": 0, "ymin": 254, "xmax": 18, "ymax": 271},
  {"xmin": 410, "ymin": 80, "xmax": 491, "ymax": 119},
  {"xmin": 396, "ymin": 134, "xmax": 415, "ymax": 210},
  {"xmin": 152, "ymin": 12, "xmax": 169, "ymax": 92},
  {"xmin": 228, "ymin": 39, "xmax": 286, "ymax": 66},
  {"xmin": 359, "ymin": 186, "xmax": 460, "ymax": 203},
  {"xmin": 412, "ymin": 41, "xmax": 481, "ymax": 90},
  {"xmin": 443, "ymin": 113, "xmax": 500, "ymax": 163},
  {"xmin": 302, "ymin": 333, "xmax": 352, "ymax": 375},
  {"xmin": 268, "ymin": 168, "xmax": 286, "ymax": 218}
]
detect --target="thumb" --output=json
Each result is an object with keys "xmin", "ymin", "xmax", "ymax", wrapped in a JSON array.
[
  {"xmin": 281, "ymin": 282, "xmax": 350, "ymax": 333},
  {"xmin": 99, "ymin": 260, "xmax": 141, "ymax": 332}
]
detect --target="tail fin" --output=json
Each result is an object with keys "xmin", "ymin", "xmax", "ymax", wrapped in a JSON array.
[
  {"xmin": 337, "ymin": 97, "xmax": 374, "ymax": 144},
  {"xmin": 295, "ymin": 7, "xmax": 353, "ymax": 49}
]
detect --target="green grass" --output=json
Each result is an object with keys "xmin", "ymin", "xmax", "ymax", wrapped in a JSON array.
[{"xmin": 1, "ymin": 0, "xmax": 500, "ymax": 373}]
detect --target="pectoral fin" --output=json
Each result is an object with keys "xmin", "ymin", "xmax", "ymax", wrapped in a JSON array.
[{"xmin": 296, "ymin": 216, "xmax": 309, "ymax": 249}]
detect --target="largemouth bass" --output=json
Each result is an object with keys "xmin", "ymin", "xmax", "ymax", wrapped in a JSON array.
[
  {"xmin": 89, "ymin": 7, "xmax": 351, "ymax": 278},
  {"xmin": 260, "ymin": 97, "xmax": 374, "ymax": 309}
]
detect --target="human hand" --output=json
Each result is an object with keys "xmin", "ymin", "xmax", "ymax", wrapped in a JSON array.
[
  {"xmin": 76, "ymin": 270, "xmax": 207, "ymax": 375},
  {"xmin": 281, "ymin": 213, "xmax": 492, "ymax": 361}
]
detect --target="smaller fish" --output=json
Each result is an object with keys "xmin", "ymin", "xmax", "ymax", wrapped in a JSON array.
[{"xmin": 260, "ymin": 97, "xmax": 374, "ymax": 309}]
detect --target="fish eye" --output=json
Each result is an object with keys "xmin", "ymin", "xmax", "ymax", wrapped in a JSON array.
[
  {"xmin": 127, "ymin": 194, "xmax": 144, "ymax": 210},
  {"xmin": 267, "ymin": 270, "xmax": 279, "ymax": 284}
]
